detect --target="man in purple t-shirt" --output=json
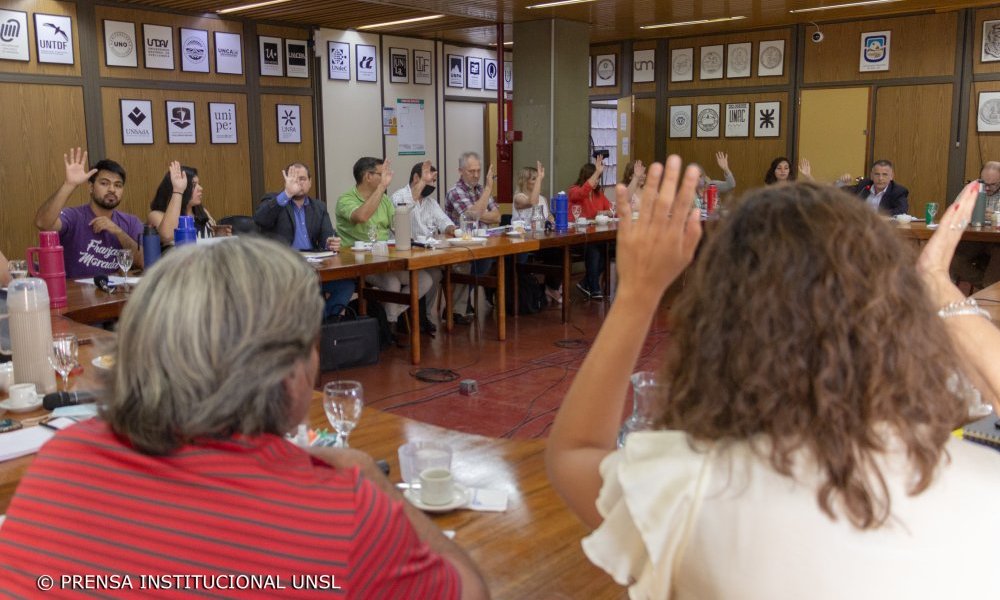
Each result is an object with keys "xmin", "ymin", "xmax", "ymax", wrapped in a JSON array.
[{"xmin": 34, "ymin": 147, "xmax": 144, "ymax": 279}]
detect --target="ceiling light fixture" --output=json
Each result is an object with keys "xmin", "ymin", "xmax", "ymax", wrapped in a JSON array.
[
  {"xmin": 789, "ymin": 0, "xmax": 904, "ymax": 14},
  {"xmin": 641, "ymin": 16, "xmax": 746, "ymax": 30},
  {"xmin": 217, "ymin": 0, "xmax": 292, "ymax": 15},
  {"xmin": 357, "ymin": 15, "xmax": 445, "ymax": 30},
  {"xmin": 526, "ymin": 0, "xmax": 600, "ymax": 9}
]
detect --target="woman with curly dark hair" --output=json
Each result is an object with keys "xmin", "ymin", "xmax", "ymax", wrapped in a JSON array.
[{"xmin": 547, "ymin": 157, "xmax": 1000, "ymax": 599}]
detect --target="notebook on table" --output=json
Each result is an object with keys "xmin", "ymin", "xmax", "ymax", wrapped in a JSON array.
[{"xmin": 962, "ymin": 416, "xmax": 1000, "ymax": 450}]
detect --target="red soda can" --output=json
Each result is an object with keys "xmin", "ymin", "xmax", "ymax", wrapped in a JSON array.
[{"xmin": 705, "ymin": 184, "xmax": 718, "ymax": 216}]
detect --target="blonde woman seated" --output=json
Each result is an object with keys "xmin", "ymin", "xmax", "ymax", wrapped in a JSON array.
[
  {"xmin": 547, "ymin": 158, "xmax": 1000, "ymax": 599},
  {"xmin": 513, "ymin": 162, "xmax": 561, "ymax": 304},
  {"xmin": 148, "ymin": 161, "xmax": 231, "ymax": 247}
]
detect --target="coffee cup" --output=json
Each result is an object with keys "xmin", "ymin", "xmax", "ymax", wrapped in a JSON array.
[
  {"xmin": 7, "ymin": 382, "xmax": 38, "ymax": 407},
  {"xmin": 419, "ymin": 467, "xmax": 454, "ymax": 505},
  {"xmin": 352, "ymin": 241, "xmax": 367, "ymax": 251},
  {"xmin": 0, "ymin": 363, "xmax": 12, "ymax": 393}
]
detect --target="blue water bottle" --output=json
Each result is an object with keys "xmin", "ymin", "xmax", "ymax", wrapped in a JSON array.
[
  {"xmin": 142, "ymin": 225, "xmax": 161, "ymax": 269},
  {"xmin": 174, "ymin": 215, "xmax": 198, "ymax": 246},
  {"xmin": 554, "ymin": 191, "xmax": 569, "ymax": 233}
]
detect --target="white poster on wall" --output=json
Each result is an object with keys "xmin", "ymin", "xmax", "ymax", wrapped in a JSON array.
[
  {"xmin": 671, "ymin": 48, "xmax": 693, "ymax": 82},
  {"xmin": 356, "ymin": 44, "xmax": 376, "ymax": 82},
  {"xmin": 754, "ymin": 101, "xmax": 781, "ymax": 137},
  {"xmin": 209, "ymin": 102, "xmax": 237, "ymax": 144},
  {"xmin": 166, "ymin": 100, "xmax": 195, "ymax": 144},
  {"xmin": 328, "ymin": 41, "xmax": 349, "ymax": 80},
  {"xmin": 503, "ymin": 61, "xmax": 513, "ymax": 91},
  {"xmin": 259, "ymin": 36, "xmax": 282, "ymax": 77},
  {"xmin": 726, "ymin": 43, "xmax": 751, "ymax": 78},
  {"xmin": 700, "ymin": 45, "xmax": 723, "ymax": 80},
  {"xmin": 276, "ymin": 104, "xmax": 301, "ymax": 143},
  {"xmin": 179, "ymin": 28, "xmax": 208, "ymax": 72},
  {"xmin": 414, "ymin": 49, "xmax": 432, "ymax": 85},
  {"xmin": 758, "ymin": 40, "xmax": 784, "ymax": 77},
  {"xmin": 103, "ymin": 20, "xmax": 136, "ymax": 67},
  {"xmin": 285, "ymin": 39, "xmax": 307, "ymax": 78},
  {"xmin": 142, "ymin": 24, "xmax": 173, "ymax": 70},
  {"xmin": 859, "ymin": 31, "xmax": 890, "ymax": 72},
  {"xmin": 397, "ymin": 99, "xmax": 426, "ymax": 155},
  {"xmin": 977, "ymin": 92, "xmax": 1000, "ymax": 132},
  {"xmin": 632, "ymin": 49, "xmax": 655, "ymax": 83},
  {"xmin": 34, "ymin": 13, "xmax": 73, "ymax": 64},
  {"xmin": 214, "ymin": 31, "xmax": 242, "ymax": 74},
  {"xmin": 669, "ymin": 105, "xmax": 691, "ymax": 138},
  {"xmin": 447, "ymin": 54, "xmax": 464, "ymax": 87},
  {"xmin": 0, "ymin": 10, "xmax": 30, "ymax": 62},
  {"xmin": 483, "ymin": 58, "xmax": 498, "ymax": 90},
  {"xmin": 696, "ymin": 104, "xmax": 720, "ymax": 138},
  {"xmin": 725, "ymin": 102, "xmax": 750, "ymax": 137},
  {"xmin": 120, "ymin": 99, "xmax": 153, "ymax": 145},
  {"xmin": 389, "ymin": 47, "xmax": 408, "ymax": 83},
  {"xmin": 595, "ymin": 54, "xmax": 616, "ymax": 87},
  {"xmin": 466, "ymin": 56, "xmax": 483, "ymax": 89},
  {"xmin": 983, "ymin": 20, "xmax": 1000, "ymax": 63}
]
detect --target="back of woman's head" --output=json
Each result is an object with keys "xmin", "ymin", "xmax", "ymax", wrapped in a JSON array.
[
  {"xmin": 103, "ymin": 237, "xmax": 323, "ymax": 455},
  {"xmin": 663, "ymin": 182, "xmax": 968, "ymax": 529},
  {"xmin": 575, "ymin": 163, "xmax": 596, "ymax": 186}
]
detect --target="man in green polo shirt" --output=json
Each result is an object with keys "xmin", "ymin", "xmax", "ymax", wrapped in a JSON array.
[{"xmin": 336, "ymin": 157, "xmax": 432, "ymax": 347}]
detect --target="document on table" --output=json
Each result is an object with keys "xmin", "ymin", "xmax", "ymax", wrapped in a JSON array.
[{"xmin": 0, "ymin": 426, "xmax": 55, "ymax": 462}]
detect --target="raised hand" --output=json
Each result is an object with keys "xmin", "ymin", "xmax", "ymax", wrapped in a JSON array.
[
  {"xmin": 536, "ymin": 160, "xmax": 545, "ymax": 181},
  {"xmin": 64, "ymin": 147, "xmax": 97, "ymax": 187},
  {"xmin": 715, "ymin": 151, "xmax": 729, "ymax": 172},
  {"xmin": 634, "ymin": 160, "xmax": 646, "ymax": 179},
  {"xmin": 798, "ymin": 158, "xmax": 813, "ymax": 179},
  {"xmin": 168, "ymin": 161, "xmax": 187, "ymax": 194},
  {"xmin": 380, "ymin": 159, "xmax": 394, "ymax": 190},
  {"xmin": 485, "ymin": 162, "xmax": 497, "ymax": 185},
  {"xmin": 614, "ymin": 156, "xmax": 703, "ymax": 308},
  {"xmin": 595, "ymin": 155, "xmax": 605, "ymax": 177},
  {"xmin": 916, "ymin": 181, "xmax": 978, "ymax": 304},
  {"xmin": 282, "ymin": 168, "xmax": 304, "ymax": 199}
]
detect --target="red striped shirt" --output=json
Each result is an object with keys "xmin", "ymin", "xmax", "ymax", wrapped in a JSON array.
[{"xmin": 0, "ymin": 420, "xmax": 460, "ymax": 598}]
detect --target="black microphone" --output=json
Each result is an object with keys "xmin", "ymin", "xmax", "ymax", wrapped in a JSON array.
[
  {"xmin": 93, "ymin": 275, "xmax": 115, "ymax": 293},
  {"xmin": 43, "ymin": 390, "xmax": 99, "ymax": 411}
]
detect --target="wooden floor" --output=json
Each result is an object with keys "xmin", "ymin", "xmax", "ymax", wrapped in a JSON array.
[{"xmin": 318, "ymin": 285, "xmax": 676, "ymax": 439}]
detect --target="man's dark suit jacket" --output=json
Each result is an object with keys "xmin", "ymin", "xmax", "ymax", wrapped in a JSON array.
[
  {"xmin": 254, "ymin": 193, "xmax": 335, "ymax": 251},
  {"xmin": 850, "ymin": 179, "xmax": 909, "ymax": 216}
]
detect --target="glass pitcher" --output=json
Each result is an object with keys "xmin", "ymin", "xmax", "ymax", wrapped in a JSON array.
[{"xmin": 617, "ymin": 370, "xmax": 666, "ymax": 448}]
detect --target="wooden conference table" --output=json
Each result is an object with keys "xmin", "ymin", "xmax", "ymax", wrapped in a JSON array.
[
  {"xmin": 893, "ymin": 221, "xmax": 1000, "ymax": 244},
  {"xmin": 0, "ymin": 316, "xmax": 621, "ymax": 599}
]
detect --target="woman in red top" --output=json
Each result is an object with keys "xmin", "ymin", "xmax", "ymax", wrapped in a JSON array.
[{"xmin": 568, "ymin": 156, "xmax": 612, "ymax": 299}]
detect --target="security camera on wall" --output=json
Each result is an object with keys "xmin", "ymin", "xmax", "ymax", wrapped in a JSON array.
[{"xmin": 810, "ymin": 24, "xmax": 824, "ymax": 44}]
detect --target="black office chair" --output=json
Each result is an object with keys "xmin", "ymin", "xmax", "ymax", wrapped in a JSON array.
[{"xmin": 219, "ymin": 215, "xmax": 258, "ymax": 235}]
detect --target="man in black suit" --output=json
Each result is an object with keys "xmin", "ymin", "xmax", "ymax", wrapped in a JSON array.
[
  {"xmin": 850, "ymin": 159, "xmax": 909, "ymax": 216},
  {"xmin": 254, "ymin": 163, "xmax": 354, "ymax": 318}
]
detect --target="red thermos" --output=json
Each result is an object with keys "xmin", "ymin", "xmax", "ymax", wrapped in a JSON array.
[
  {"xmin": 27, "ymin": 231, "xmax": 67, "ymax": 309},
  {"xmin": 706, "ymin": 184, "xmax": 718, "ymax": 216}
]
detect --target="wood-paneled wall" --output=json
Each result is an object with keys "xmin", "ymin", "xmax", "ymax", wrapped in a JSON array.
[
  {"xmin": 966, "ymin": 80, "xmax": 1000, "ymax": 182},
  {"xmin": 0, "ymin": 82, "xmax": 88, "ymax": 260},
  {"xmin": 0, "ymin": 0, "xmax": 80, "ymax": 77},
  {"xmin": 667, "ymin": 28, "xmax": 793, "ymax": 91},
  {"xmin": 873, "ymin": 84, "xmax": 952, "ymax": 214},
  {"xmin": 666, "ymin": 92, "xmax": 789, "ymax": 197},
  {"xmin": 261, "ymin": 94, "xmax": 314, "ymax": 196},
  {"xmin": 100, "ymin": 88, "xmax": 252, "ymax": 223},
  {"xmin": 802, "ymin": 12, "xmax": 957, "ymax": 84}
]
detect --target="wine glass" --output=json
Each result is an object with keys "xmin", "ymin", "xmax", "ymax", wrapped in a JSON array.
[
  {"xmin": 116, "ymin": 249, "xmax": 133, "ymax": 290},
  {"xmin": 571, "ymin": 204, "xmax": 582, "ymax": 223},
  {"xmin": 8, "ymin": 260, "xmax": 27, "ymax": 280},
  {"xmin": 367, "ymin": 222, "xmax": 379, "ymax": 245},
  {"xmin": 49, "ymin": 333, "xmax": 79, "ymax": 389},
  {"xmin": 323, "ymin": 380, "xmax": 364, "ymax": 447}
]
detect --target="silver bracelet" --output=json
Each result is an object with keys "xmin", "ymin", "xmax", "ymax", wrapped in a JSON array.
[{"xmin": 937, "ymin": 297, "xmax": 992, "ymax": 321}]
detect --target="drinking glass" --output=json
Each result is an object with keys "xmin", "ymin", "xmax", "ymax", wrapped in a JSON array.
[
  {"xmin": 367, "ymin": 222, "xmax": 379, "ymax": 245},
  {"xmin": 49, "ymin": 333, "xmax": 79, "ymax": 389},
  {"xmin": 617, "ymin": 371, "xmax": 667, "ymax": 448},
  {"xmin": 116, "ymin": 248, "xmax": 133, "ymax": 286},
  {"xmin": 926, "ymin": 202, "xmax": 939, "ymax": 225},
  {"xmin": 323, "ymin": 380, "xmax": 364, "ymax": 447},
  {"xmin": 8, "ymin": 260, "xmax": 27, "ymax": 280},
  {"xmin": 571, "ymin": 204, "xmax": 582, "ymax": 223}
]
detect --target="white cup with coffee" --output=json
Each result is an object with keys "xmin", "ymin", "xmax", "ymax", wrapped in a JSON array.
[{"xmin": 418, "ymin": 467, "xmax": 454, "ymax": 506}]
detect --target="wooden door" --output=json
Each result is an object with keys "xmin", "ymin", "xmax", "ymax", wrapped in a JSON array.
[{"xmin": 798, "ymin": 87, "xmax": 870, "ymax": 185}]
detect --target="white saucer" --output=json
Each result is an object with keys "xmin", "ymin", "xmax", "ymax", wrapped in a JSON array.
[
  {"xmin": 927, "ymin": 223, "xmax": 939, "ymax": 229},
  {"xmin": 448, "ymin": 237, "xmax": 487, "ymax": 247},
  {"xmin": 92, "ymin": 355, "xmax": 114, "ymax": 370},
  {"xmin": 403, "ymin": 483, "xmax": 469, "ymax": 513},
  {"xmin": 506, "ymin": 230, "xmax": 524, "ymax": 237},
  {"xmin": 573, "ymin": 219, "xmax": 591, "ymax": 226},
  {"xmin": 351, "ymin": 243, "xmax": 373, "ymax": 252},
  {"xmin": 0, "ymin": 395, "xmax": 44, "ymax": 413}
]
